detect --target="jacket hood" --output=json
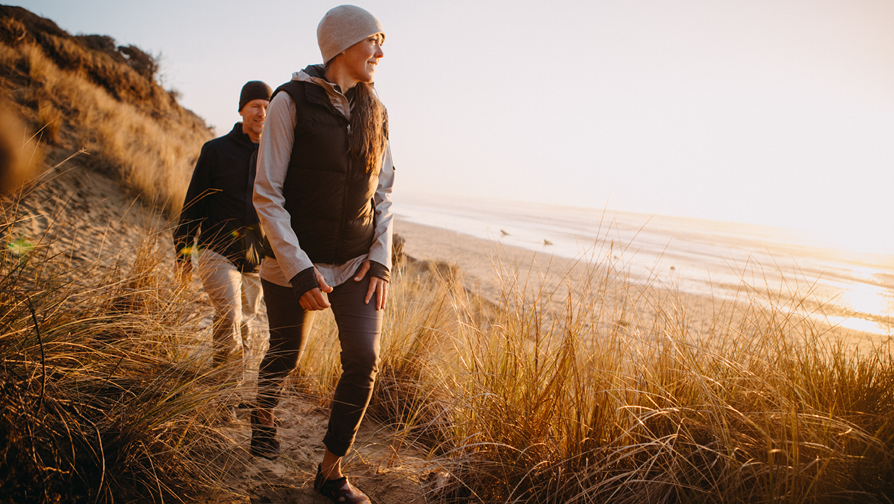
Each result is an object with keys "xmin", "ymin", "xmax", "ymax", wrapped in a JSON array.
[
  {"xmin": 300, "ymin": 64, "xmax": 325, "ymax": 79},
  {"xmin": 291, "ymin": 64, "xmax": 327, "ymax": 86}
]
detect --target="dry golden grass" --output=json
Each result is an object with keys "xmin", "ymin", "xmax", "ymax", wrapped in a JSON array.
[
  {"xmin": 0, "ymin": 102, "xmax": 41, "ymax": 194},
  {"xmin": 0, "ymin": 176, "xmax": 251, "ymax": 503},
  {"xmin": 291, "ymin": 249, "xmax": 894, "ymax": 503},
  {"xmin": 0, "ymin": 7, "xmax": 212, "ymax": 217},
  {"xmin": 0, "ymin": 40, "xmax": 210, "ymax": 216},
  {"xmin": 1, "ymin": 7, "xmax": 180, "ymax": 117},
  {"xmin": 3, "ymin": 162, "xmax": 893, "ymax": 502}
]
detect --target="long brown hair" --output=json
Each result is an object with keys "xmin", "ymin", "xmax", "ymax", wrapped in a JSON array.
[{"xmin": 349, "ymin": 82, "xmax": 387, "ymax": 174}]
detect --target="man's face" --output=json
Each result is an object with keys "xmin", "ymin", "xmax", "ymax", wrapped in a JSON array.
[{"xmin": 240, "ymin": 99, "xmax": 269, "ymax": 141}]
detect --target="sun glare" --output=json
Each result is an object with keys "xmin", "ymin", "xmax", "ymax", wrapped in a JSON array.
[
  {"xmin": 826, "ymin": 316, "xmax": 893, "ymax": 336},
  {"xmin": 839, "ymin": 283, "xmax": 893, "ymax": 316},
  {"xmin": 822, "ymin": 281, "xmax": 894, "ymax": 336}
]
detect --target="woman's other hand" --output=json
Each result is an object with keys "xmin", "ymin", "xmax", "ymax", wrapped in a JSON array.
[
  {"xmin": 299, "ymin": 268, "xmax": 333, "ymax": 310},
  {"xmin": 354, "ymin": 260, "xmax": 389, "ymax": 311}
]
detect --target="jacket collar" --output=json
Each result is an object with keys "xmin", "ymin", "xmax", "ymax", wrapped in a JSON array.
[
  {"xmin": 293, "ymin": 65, "xmax": 351, "ymax": 121},
  {"xmin": 227, "ymin": 122, "xmax": 255, "ymax": 147}
]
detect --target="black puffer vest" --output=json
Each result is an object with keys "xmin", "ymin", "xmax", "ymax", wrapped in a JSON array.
[{"xmin": 273, "ymin": 76, "xmax": 379, "ymax": 265}]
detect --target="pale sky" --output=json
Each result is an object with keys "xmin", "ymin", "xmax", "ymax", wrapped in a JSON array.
[{"xmin": 14, "ymin": 0, "xmax": 894, "ymax": 255}]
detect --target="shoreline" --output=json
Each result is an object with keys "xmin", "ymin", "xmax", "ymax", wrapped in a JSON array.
[
  {"xmin": 394, "ymin": 193, "xmax": 894, "ymax": 338},
  {"xmin": 395, "ymin": 215, "xmax": 590, "ymax": 304},
  {"xmin": 394, "ymin": 215, "xmax": 891, "ymax": 351}
]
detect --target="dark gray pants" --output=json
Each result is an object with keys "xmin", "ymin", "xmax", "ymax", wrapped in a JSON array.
[{"xmin": 257, "ymin": 276, "xmax": 382, "ymax": 457}]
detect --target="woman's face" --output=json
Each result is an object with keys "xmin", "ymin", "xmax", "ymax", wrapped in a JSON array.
[{"xmin": 341, "ymin": 34, "xmax": 384, "ymax": 84}]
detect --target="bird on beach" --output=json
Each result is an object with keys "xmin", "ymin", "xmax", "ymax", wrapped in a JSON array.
[
  {"xmin": 544, "ymin": 239, "xmax": 553, "ymax": 245},
  {"xmin": 500, "ymin": 229, "xmax": 509, "ymax": 236}
]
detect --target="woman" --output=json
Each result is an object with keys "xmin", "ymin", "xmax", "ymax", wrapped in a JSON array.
[{"xmin": 251, "ymin": 5, "xmax": 394, "ymax": 504}]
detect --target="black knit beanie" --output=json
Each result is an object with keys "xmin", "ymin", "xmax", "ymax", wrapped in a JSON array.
[{"xmin": 239, "ymin": 81, "xmax": 272, "ymax": 111}]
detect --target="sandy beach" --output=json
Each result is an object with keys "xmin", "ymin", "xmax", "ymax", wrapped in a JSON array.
[
  {"xmin": 395, "ymin": 215, "xmax": 588, "ymax": 302},
  {"xmin": 393, "ymin": 214, "xmax": 890, "ymax": 355}
]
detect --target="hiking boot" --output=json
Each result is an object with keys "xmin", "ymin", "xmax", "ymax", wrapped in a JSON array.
[
  {"xmin": 314, "ymin": 464, "xmax": 371, "ymax": 504},
  {"xmin": 250, "ymin": 409, "xmax": 279, "ymax": 460}
]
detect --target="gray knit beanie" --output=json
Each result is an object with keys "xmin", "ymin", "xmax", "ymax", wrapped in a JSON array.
[
  {"xmin": 239, "ymin": 81, "xmax": 272, "ymax": 112},
  {"xmin": 317, "ymin": 5, "xmax": 384, "ymax": 65}
]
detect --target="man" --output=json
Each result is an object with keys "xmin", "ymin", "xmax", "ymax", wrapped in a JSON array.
[{"xmin": 174, "ymin": 81, "xmax": 272, "ymax": 376}]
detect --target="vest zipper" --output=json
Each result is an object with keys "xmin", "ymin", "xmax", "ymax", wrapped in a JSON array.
[{"xmin": 334, "ymin": 123, "xmax": 352, "ymax": 263}]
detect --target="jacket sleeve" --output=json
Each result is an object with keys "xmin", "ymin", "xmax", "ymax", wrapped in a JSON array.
[
  {"xmin": 253, "ymin": 91, "xmax": 316, "ymax": 284},
  {"xmin": 367, "ymin": 141, "xmax": 394, "ymax": 281},
  {"xmin": 173, "ymin": 143, "xmax": 215, "ymax": 263}
]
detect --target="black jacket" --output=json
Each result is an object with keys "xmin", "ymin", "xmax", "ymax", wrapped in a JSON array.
[{"xmin": 173, "ymin": 123, "xmax": 259, "ymax": 271}]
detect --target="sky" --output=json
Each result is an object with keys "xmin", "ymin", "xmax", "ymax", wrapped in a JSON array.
[{"xmin": 13, "ymin": 0, "xmax": 894, "ymax": 255}]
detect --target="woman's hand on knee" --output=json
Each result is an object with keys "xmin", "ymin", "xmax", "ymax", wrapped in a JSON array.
[
  {"xmin": 355, "ymin": 260, "xmax": 389, "ymax": 311},
  {"xmin": 367, "ymin": 277, "xmax": 389, "ymax": 311}
]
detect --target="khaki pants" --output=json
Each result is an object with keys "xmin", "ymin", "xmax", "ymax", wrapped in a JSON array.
[{"xmin": 198, "ymin": 249, "xmax": 262, "ymax": 371}]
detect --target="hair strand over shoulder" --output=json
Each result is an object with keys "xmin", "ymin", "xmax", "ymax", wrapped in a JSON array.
[{"xmin": 349, "ymin": 82, "xmax": 386, "ymax": 174}]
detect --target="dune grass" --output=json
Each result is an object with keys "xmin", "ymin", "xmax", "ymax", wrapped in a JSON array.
[
  {"xmin": 292, "ymin": 246, "xmax": 894, "ymax": 503},
  {"xmin": 0, "ymin": 176, "xmax": 248, "ymax": 503},
  {"xmin": 0, "ymin": 39, "xmax": 210, "ymax": 216}
]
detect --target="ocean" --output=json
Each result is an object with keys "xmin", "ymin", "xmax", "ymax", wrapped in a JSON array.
[{"xmin": 394, "ymin": 193, "xmax": 894, "ymax": 336}]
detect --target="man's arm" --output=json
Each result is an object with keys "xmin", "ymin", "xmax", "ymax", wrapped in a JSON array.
[{"xmin": 173, "ymin": 143, "xmax": 215, "ymax": 270}]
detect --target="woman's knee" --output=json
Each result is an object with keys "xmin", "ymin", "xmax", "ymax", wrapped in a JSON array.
[
  {"xmin": 332, "ymin": 308, "xmax": 382, "ymax": 378},
  {"xmin": 340, "ymin": 344, "xmax": 380, "ymax": 380}
]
